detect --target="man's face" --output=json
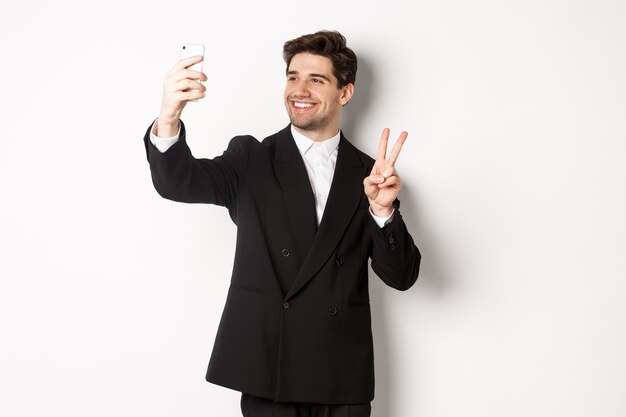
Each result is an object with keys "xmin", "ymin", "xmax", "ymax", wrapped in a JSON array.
[{"xmin": 284, "ymin": 52, "xmax": 353, "ymax": 140}]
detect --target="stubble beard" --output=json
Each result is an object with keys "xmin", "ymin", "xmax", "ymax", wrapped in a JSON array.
[{"xmin": 287, "ymin": 107, "xmax": 333, "ymax": 132}]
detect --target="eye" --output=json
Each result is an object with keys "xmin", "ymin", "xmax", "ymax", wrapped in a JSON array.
[
  {"xmin": 311, "ymin": 78, "xmax": 323, "ymax": 84},
  {"xmin": 287, "ymin": 75, "xmax": 297, "ymax": 82}
]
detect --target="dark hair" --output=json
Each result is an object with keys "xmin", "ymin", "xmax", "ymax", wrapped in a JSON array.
[{"xmin": 283, "ymin": 30, "xmax": 357, "ymax": 88}]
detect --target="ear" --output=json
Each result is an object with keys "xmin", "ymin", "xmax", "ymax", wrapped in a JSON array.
[{"xmin": 339, "ymin": 83, "xmax": 354, "ymax": 106}]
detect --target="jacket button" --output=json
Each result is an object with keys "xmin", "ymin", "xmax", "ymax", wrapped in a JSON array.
[
  {"xmin": 329, "ymin": 307, "xmax": 338, "ymax": 315},
  {"xmin": 281, "ymin": 248, "xmax": 290, "ymax": 257},
  {"xmin": 335, "ymin": 258, "xmax": 343, "ymax": 266},
  {"xmin": 283, "ymin": 302, "xmax": 290, "ymax": 310}
]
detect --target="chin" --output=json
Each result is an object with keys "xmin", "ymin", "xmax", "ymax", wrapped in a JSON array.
[
  {"xmin": 292, "ymin": 120, "xmax": 320, "ymax": 131},
  {"xmin": 289, "ymin": 114, "xmax": 325, "ymax": 131}
]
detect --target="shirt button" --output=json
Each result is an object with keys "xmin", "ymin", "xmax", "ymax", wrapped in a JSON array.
[
  {"xmin": 335, "ymin": 258, "xmax": 343, "ymax": 266},
  {"xmin": 281, "ymin": 248, "xmax": 290, "ymax": 257},
  {"xmin": 329, "ymin": 307, "xmax": 338, "ymax": 315},
  {"xmin": 283, "ymin": 302, "xmax": 290, "ymax": 310}
]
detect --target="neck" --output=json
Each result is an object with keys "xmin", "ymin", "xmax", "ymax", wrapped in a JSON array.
[{"xmin": 292, "ymin": 125, "xmax": 340, "ymax": 142}]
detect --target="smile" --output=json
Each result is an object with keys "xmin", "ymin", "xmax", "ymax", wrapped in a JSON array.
[{"xmin": 292, "ymin": 101, "xmax": 316, "ymax": 110}]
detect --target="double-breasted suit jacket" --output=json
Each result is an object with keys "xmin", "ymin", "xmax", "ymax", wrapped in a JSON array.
[{"xmin": 143, "ymin": 121, "xmax": 420, "ymax": 404}]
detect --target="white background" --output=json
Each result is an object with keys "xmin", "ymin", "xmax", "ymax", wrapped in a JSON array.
[{"xmin": 1, "ymin": 0, "xmax": 625, "ymax": 416}]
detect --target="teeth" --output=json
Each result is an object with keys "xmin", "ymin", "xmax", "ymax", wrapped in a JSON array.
[{"xmin": 294, "ymin": 102, "xmax": 314, "ymax": 108}]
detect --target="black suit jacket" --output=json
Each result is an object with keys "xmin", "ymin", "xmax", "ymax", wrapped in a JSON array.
[{"xmin": 144, "ymin": 121, "xmax": 420, "ymax": 404}]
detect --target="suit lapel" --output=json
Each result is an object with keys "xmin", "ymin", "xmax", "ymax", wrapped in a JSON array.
[
  {"xmin": 285, "ymin": 134, "xmax": 367, "ymax": 301},
  {"xmin": 271, "ymin": 126, "xmax": 318, "ymax": 260}
]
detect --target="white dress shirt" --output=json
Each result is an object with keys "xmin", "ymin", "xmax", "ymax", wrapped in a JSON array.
[
  {"xmin": 290, "ymin": 125, "xmax": 340, "ymax": 225},
  {"xmin": 149, "ymin": 120, "xmax": 393, "ymax": 227}
]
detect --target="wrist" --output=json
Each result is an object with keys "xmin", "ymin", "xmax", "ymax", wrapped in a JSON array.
[
  {"xmin": 156, "ymin": 117, "xmax": 180, "ymax": 138},
  {"xmin": 369, "ymin": 204, "xmax": 393, "ymax": 218}
]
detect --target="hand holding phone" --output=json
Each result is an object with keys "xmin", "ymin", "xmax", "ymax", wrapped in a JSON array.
[
  {"xmin": 157, "ymin": 44, "xmax": 207, "ymax": 137},
  {"xmin": 180, "ymin": 44, "xmax": 205, "ymax": 102}
]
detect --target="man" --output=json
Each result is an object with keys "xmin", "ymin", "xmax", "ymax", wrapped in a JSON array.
[{"xmin": 144, "ymin": 30, "xmax": 420, "ymax": 417}]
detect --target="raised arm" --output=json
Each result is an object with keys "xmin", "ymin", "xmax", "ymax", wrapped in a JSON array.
[
  {"xmin": 364, "ymin": 128, "xmax": 420, "ymax": 290},
  {"xmin": 143, "ymin": 54, "xmax": 252, "ymax": 213},
  {"xmin": 156, "ymin": 55, "xmax": 207, "ymax": 137}
]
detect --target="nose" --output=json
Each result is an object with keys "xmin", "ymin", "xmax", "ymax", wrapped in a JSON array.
[{"xmin": 292, "ymin": 79, "xmax": 310, "ymax": 98}]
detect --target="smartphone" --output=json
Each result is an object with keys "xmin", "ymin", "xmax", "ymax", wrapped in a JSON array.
[{"xmin": 180, "ymin": 44, "xmax": 205, "ymax": 101}]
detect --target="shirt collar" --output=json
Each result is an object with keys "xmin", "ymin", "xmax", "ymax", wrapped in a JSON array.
[{"xmin": 290, "ymin": 125, "xmax": 341, "ymax": 157}]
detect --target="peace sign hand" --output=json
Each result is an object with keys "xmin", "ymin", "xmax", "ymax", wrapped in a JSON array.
[{"xmin": 363, "ymin": 128, "xmax": 408, "ymax": 217}]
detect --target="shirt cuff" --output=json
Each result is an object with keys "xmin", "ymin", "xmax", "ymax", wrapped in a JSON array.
[
  {"xmin": 369, "ymin": 207, "xmax": 395, "ymax": 228},
  {"xmin": 149, "ymin": 118, "xmax": 181, "ymax": 153}
]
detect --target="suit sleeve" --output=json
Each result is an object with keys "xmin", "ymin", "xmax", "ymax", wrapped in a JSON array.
[
  {"xmin": 369, "ymin": 206, "xmax": 421, "ymax": 291},
  {"xmin": 143, "ymin": 119, "xmax": 253, "ymax": 210}
]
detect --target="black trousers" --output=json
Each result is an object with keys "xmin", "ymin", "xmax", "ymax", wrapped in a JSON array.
[{"xmin": 240, "ymin": 393, "xmax": 372, "ymax": 417}]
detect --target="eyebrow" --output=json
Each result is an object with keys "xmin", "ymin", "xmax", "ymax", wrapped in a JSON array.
[{"xmin": 287, "ymin": 70, "xmax": 332, "ymax": 82}]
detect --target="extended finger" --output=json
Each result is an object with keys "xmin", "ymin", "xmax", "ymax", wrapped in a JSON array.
[
  {"xmin": 387, "ymin": 131, "xmax": 408, "ymax": 166},
  {"xmin": 376, "ymin": 128, "xmax": 390, "ymax": 162}
]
